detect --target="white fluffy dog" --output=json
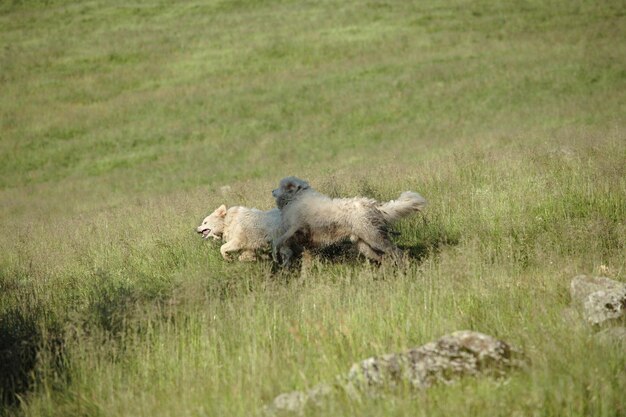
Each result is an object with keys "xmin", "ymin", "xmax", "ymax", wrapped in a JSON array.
[
  {"xmin": 197, "ymin": 205, "xmax": 282, "ymax": 261},
  {"xmin": 271, "ymin": 176, "xmax": 427, "ymax": 266}
]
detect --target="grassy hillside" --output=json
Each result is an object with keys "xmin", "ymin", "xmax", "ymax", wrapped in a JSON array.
[{"xmin": 1, "ymin": 0, "xmax": 625, "ymax": 416}]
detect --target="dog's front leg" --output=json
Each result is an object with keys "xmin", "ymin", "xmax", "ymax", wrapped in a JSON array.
[
  {"xmin": 220, "ymin": 240, "xmax": 241, "ymax": 261},
  {"xmin": 279, "ymin": 245, "xmax": 294, "ymax": 268},
  {"xmin": 272, "ymin": 225, "xmax": 299, "ymax": 264},
  {"xmin": 271, "ymin": 237, "xmax": 284, "ymax": 264}
]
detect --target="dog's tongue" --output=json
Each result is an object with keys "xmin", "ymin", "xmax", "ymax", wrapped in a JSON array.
[{"xmin": 202, "ymin": 230, "xmax": 210, "ymax": 238}]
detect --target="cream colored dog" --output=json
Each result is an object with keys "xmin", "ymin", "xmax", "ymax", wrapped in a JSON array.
[
  {"xmin": 197, "ymin": 205, "xmax": 282, "ymax": 261},
  {"xmin": 271, "ymin": 177, "xmax": 427, "ymax": 266}
]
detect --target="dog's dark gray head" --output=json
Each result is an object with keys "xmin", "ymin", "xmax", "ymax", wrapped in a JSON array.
[{"xmin": 272, "ymin": 176, "xmax": 310, "ymax": 209}]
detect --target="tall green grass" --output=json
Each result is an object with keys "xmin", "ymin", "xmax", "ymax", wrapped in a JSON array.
[{"xmin": 1, "ymin": 0, "xmax": 625, "ymax": 416}]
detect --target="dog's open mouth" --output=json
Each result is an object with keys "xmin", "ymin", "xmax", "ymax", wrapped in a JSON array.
[{"xmin": 198, "ymin": 229, "xmax": 222, "ymax": 240}]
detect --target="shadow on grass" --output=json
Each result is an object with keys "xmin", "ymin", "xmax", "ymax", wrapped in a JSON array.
[
  {"xmin": 88, "ymin": 270, "xmax": 139, "ymax": 337},
  {"xmin": 85, "ymin": 267, "xmax": 179, "ymax": 337},
  {"xmin": 0, "ymin": 304, "xmax": 66, "ymax": 408}
]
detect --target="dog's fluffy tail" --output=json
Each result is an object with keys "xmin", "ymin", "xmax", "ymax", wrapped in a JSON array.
[{"xmin": 378, "ymin": 191, "xmax": 427, "ymax": 223}]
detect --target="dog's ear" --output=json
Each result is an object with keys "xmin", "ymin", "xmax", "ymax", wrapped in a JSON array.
[
  {"xmin": 282, "ymin": 177, "xmax": 309, "ymax": 192},
  {"xmin": 298, "ymin": 180, "xmax": 309, "ymax": 190},
  {"xmin": 217, "ymin": 204, "xmax": 227, "ymax": 217},
  {"xmin": 284, "ymin": 181, "xmax": 298, "ymax": 192}
]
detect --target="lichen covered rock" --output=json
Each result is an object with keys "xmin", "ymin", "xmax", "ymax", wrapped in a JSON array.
[{"xmin": 346, "ymin": 330, "xmax": 525, "ymax": 393}]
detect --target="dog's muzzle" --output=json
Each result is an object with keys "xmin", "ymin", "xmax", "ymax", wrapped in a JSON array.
[{"xmin": 197, "ymin": 228, "xmax": 211, "ymax": 239}]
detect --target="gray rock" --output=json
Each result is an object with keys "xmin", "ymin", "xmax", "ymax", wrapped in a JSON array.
[
  {"xmin": 570, "ymin": 275, "xmax": 625, "ymax": 304},
  {"xmin": 585, "ymin": 290, "xmax": 626, "ymax": 325},
  {"xmin": 265, "ymin": 331, "xmax": 524, "ymax": 415},
  {"xmin": 570, "ymin": 275, "xmax": 626, "ymax": 325},
  {"xmin": 346, "ymin": 331, "xmax": 525, "ymax": 394}
]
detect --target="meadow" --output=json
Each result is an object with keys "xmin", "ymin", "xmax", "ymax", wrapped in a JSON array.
[{"xmin": 1, "ymin": 0, "xmax": 625, "ymax": 415}]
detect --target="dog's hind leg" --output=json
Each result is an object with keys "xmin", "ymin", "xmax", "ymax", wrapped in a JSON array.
[
  {"xmin": 358, "ymin": 230, "xmax": 403, "ymax": 261},
  {"xmin": 376, "ymin": 238, "xmax": 405, "ymax": 263},
  {"xmin": 355, "ymin": 240, "xmax": 383, "ymax": 263}
]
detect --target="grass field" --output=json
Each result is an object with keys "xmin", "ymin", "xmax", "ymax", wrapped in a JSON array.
[{"xmin": 1, "ymin": 0, "xmax": 625, "ymax": 416}]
